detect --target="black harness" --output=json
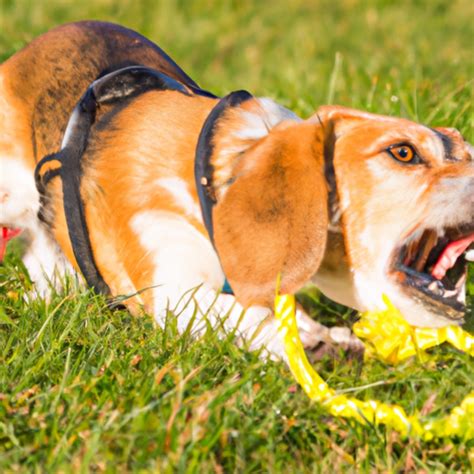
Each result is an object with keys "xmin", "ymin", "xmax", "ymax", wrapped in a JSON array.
[
  {"xmin": 194, "ymin": 90, "xmax": 253, "ymax": 294},
  {"xmin": 194, "ymin": 90, "xmax": 253, "ymax": 244},
  {"xmin": 36, "ymin": 67, "xmax": 338, "ymax": 302},
  {"xmin": 35, "ymin": 66, "xmax": 215, "ymax": 296}
]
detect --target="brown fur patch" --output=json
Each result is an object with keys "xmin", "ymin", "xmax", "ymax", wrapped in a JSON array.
[{"xmin": 213, "ymin": 122, "xmax": 328, "ymax": 306}]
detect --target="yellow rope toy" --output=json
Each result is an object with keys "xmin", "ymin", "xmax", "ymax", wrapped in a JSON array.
[{"xmin": 274, "ymin": 293, "xmax": 474, "ymax": 441}]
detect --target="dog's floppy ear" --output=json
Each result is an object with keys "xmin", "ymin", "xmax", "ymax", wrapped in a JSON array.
[
  {"xmin": 307, "ymin": 105, "xmax": 376, "ymax": 229},
  {"xmin": 200, "ymin": 92, "xmax": 329, "ymax": 306}
]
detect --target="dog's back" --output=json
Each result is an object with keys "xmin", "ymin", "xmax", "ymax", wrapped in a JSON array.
[
  {"xmin": 1, "ymin": 20, "xmax": 199, "ymax": 166},
  {"xmin": 0, "ymin": 21, "xmax": 201, "ymax": 294}
]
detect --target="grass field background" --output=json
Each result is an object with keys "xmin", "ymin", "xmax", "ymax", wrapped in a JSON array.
[{"xmin": 1, "ymin": 0, "xmax": 473, "ymax": 472}]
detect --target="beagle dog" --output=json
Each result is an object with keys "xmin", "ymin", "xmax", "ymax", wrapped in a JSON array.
[
  {"xmin": 0, "ymin": 21, "xmax": 203, "ymax": 295},
  {"xmin": 35, "ymin": 65, "xmax": 474, "ymax": 358}
]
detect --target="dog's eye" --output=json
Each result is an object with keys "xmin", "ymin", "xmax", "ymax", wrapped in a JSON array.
[{"xmin": 387, "ymin": 144, "xmax": 419, "ymax": 164}]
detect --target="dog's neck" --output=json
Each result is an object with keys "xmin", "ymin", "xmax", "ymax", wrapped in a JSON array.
[{"xmin": 312, "ymin": 228, "xmax": 359, "ymax": 309}]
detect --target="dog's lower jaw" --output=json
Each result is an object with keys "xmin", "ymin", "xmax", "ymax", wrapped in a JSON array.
[
  {"xmin": 352, "ymin": 271, "xmax": 463, "ymax": 328},
  {"xmin": 312, "ymin": 244, "xmax": 462, "ymax": 327},
  {"xmin": 314, "ymin": 228, "xmax": 464, "ymax": 327}
]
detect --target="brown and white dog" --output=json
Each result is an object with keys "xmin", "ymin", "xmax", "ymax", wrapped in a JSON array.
[
  {"xmin": 0, "ymin": 21, "xmax": 201, "ymax": 295},
  {"xmin": 35, "ymin": 60, "xmax": 474, "ymax": 357}
]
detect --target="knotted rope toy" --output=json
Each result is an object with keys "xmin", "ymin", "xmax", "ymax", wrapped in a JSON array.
[{"xmin": 274, "ymin": 293, "xmax": 474, "ymax": 441}]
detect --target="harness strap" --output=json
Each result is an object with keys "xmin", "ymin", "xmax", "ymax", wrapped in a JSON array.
[
  {"xmin": 194, "ymin": 90, "xmax": 253, "ymax": 243},
  {"xmin": 36, "ymin": 66, "xmax": 209, "ymax": 296},
  {"xmin": 194, "ymin": 90, "xmax": 253, "ymax": 293}
]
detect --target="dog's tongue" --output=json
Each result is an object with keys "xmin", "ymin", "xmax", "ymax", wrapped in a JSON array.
[
  {"xmin": 431, "ymin": 233, "xmax": 474, "ymax": 280},
  {"xmin": 0, "ymin": 227, "xmax": 22, "ymax": 262}
]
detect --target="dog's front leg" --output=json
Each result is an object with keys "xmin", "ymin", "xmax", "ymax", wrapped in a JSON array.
[
  {"xmin": 155, "ymin": 285, "xmax": 363, "ymax": 360},
  {"xmin": 155, "ymin": 284, "xmax": 284, "ymax": 359},
  {"xmin": 132, "ymin": 211, "xmax": 362, "ymax": 359}
]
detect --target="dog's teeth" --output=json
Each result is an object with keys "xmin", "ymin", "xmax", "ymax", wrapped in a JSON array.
[
  {"xmin": 404, "ymin": 239, "xmax": 418, "ymax": 266},
  {"xmin": 466, "ymin": 249, "xmax": 474, "ymax": 262},
  {"xmin": 455, "ymin": 273, "xmax": 467, "ymax": 290},
  {"xmin": 457, "ymin": 288, "xmax": 466, "ymax": 304},
  {"xmin": 443, "ymin": 289, "xmax": 458, "ymax": 298},
  {"xmin": 428, "ymin": 280, "xmax": 444, "ymax": 296},
  {"xmin": 414, "ymin": 230, "xmax": 437, "ymax": 272}
]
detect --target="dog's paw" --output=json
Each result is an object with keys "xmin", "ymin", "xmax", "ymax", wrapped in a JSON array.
[
  {"xmin": 328, "ymin": 326, "xmax": 365, "ymax": 354},
  {"xmin": 295, "ymin": 306, "xmax": 364, "ymax": 362},
  {"xmin": 308, "ymin": 327, "xmax": 365, "ymax": 362}
]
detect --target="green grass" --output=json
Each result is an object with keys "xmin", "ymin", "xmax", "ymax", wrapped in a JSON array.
[{"xmin": 1, "ymin": 0, "xmax": 473, "ymax": 472}]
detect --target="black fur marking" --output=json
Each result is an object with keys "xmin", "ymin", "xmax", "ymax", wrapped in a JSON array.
[
  {"xmin": 91, "ymin": 20, "xmax": 201, "ymax": 90},
  {"xmin": 320, "ymin": 119, "xmax": 340, "ymax": 228},
  {"xmin": 35, "ymin": 66, "xmax": 203, "ymax": 298},
  {"xmin": 194, "ymin": 90, "xmax": 253, "ymax": 244},
  {"xmin": 90, "ymin": 66, "xmax": 191, "ymax": 104},
  {"xmin": 31, "ymin": 123, "xmax": 38, "ymax": 164},
  {"xmin": 432, "ymin": 128, "xmax": 457, "ymax": 162}
]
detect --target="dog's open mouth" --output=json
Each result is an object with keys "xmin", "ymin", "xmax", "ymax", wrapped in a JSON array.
[{"xmin": 390, "ymin": 225, "xmax": 474, "ymax": 320}]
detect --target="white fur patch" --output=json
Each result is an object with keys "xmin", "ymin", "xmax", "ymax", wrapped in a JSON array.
[
  {"xmin": 0, "ymin": 73, "xmax": 73, "ymax": 296},
  {"xmin": 0, "ymin": 158, "xmax": 74, "ymax": 296},
  {"xmin": 129, "ymin": 209, "xmax": 291, "ymax": 358},
  {"xmin": 0, "ymin": 74, "xmax": 38, "ymax": 229},
  {"xmin": 0, "ymin": 157, "xmax": 39, "ymax": 229},
  {"xmin": 154, "ymin": 177, "xmax": 202, "ymax": 221},
  {"xmin": 234, "ymin": 97, "xmax": 301, "ymax": 142},
  {"xmin": 23, "ymin": 222, "xmax": 77, "ymax": 298},
  {"xmin": 130, "ymin": 210, "xmax": 224, "ymax": 326}
]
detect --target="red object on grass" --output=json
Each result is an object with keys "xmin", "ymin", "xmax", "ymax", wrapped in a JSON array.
[{"xmin": 0, "ymin": 227, "xmax": 22, "ymax": 262}]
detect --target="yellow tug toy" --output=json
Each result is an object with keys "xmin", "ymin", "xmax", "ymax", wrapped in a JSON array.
[{"xmin": 274, "ymin": 293, "xmax": 474, "ymax": 441}]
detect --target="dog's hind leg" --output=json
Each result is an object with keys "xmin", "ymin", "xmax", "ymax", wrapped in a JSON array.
[{"xmin": 22, "ymin": 224, "xmax": 75, "ymax": 298}]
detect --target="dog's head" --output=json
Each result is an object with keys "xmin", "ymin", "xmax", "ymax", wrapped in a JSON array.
[{"xmin": 207, "ymin": 96, "xmax": 473, "ymax": 327}]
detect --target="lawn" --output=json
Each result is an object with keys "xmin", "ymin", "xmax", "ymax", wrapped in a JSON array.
[{"xmin": 1, "ymin": 0, "xmax": 473, "ymax": 472}]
